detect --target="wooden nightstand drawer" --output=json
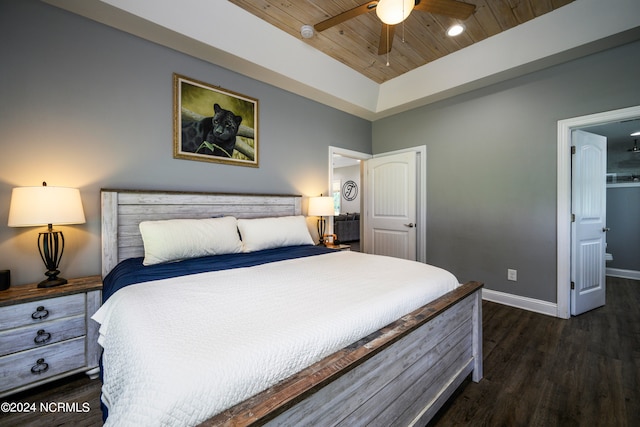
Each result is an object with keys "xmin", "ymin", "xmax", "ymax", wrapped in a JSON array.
[
  {"xmin": 0, "ymin": 337, "xmax": 86, "ymax": 393},
  {"xmin": 0, "ymin": 293, "xmax": 85, "ymax": 331},
  {"xmin": 0, "ymin": 275, "xmax": 102, "ymax": 397},
  {"xmin": 0, "ymin": 314, "xmax": 86, "ymax": 356}
]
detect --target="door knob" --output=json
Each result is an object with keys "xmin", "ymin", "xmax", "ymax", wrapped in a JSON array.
[
  {"xmin": 404, "ymin": 223, "xmax": 415, "ymax": 228},
  {"xmin": 602, "ymin": 227, "xmax": 610, "ymax": 232}
]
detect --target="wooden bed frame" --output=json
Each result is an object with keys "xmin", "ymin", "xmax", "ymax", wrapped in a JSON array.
[{"xmin": 101, "ymin": 189, "xmax": 483, "ymax": 426}]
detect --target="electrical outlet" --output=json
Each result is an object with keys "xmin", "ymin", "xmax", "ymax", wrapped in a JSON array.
[{"xmin": 507, "ymin": 269, "xmax": 517, "ymax": 281}]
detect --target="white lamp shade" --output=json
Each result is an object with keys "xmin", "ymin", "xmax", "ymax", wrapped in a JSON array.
[
  {"xmin": 8, "ymin": 186, "xmax": 86, "ymax": 227},
  {"xmin": 376, "ymin": 0, "xmax": 415, "ymax": 25},
  {"xmin": 308, "ymin": 196, "xmax": 335, "ymax": 217}
]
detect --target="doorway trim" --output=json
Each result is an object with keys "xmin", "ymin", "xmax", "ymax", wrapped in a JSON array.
[{"xmin": 556, "ymin": 105, "xmax": 640, "ymax": 319}]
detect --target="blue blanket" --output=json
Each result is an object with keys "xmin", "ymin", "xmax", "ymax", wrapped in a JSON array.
[{"xmin": 102, "ymin": 244, "xmax": 334, "ymax": 302}]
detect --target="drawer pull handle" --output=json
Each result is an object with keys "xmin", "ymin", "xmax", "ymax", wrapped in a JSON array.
[
  {"xmin": 31, "ymin": 306, "xmax": 49, "ymax": 320},
  {"xmin": 30, "ymin": 358, "xmax": 49, "ymax": 375},
  {"xmin": 34, "ymin": 329, "xmax": 52, "ymax": 344}
]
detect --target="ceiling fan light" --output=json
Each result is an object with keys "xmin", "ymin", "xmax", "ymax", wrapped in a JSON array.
[
  {"xmin": 376, "ymin": 0, "xmax": 414, "ymax": 25},
  {"xmin": 447, "ymin": 24, "xmax": 465, "ymax": 37}
]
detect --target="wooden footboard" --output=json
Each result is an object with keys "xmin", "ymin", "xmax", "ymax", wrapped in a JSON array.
[{"xmin": 202, "ymin": 281, "xmax": 483, "ymax": 427}]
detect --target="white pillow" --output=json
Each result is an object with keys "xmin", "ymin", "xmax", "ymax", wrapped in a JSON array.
[
  {"xmin": 237, "ymin": 215, "xmax": 315, "ymax": 252},
  {"xmin": 139, "ymin": 216, "xmax": 242, "ymax": 265}
]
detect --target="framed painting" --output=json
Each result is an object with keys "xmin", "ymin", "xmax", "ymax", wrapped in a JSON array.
[{"xmin": 173, "ymin": 73, "xmax": 259, "ymax": 167}]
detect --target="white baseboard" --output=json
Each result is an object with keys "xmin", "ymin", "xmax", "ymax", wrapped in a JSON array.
[
  {"xmin": 606, "ymin": 268, "xmax": 640, "ymax": 280},
  {"xmin": 482, "ymin": 289, "xmax": 558, "ymax": 317},
  {"xmin": 482, "ymin": 271, "xmax": 639, "ymax": 317}
]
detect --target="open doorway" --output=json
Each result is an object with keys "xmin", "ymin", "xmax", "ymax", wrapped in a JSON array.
[
  {"xmin": 329, "ymin": 145, "xmax": 427, "ymax": 262},
  {"xmin": 328, "ymin": 147, "xmax": 371, "ymax": 252},
  {"xmin": 557, "ymin": 105, "xmax": 640, "ymax": 318},
  {"xmin": 581, "ymin": 119, "xmax": 640, "ymax": 281}
]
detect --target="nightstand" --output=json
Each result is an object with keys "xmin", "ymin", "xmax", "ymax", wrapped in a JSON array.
[
  {"xmin": 0, "ymin": 275, "xmax": 102, "ymax": 397},
  {"xmin": 324, "ymin": 243, "xmax": 351, "ymax": 251}
]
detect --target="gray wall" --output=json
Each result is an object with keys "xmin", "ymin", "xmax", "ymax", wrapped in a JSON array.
[
  {"xmin": 0, "ymin": 0, "xmax": 371, "ymax": 286},
  {"xmin": 373, "ymin": 40, "xmax": 640, "ymax": 302}
]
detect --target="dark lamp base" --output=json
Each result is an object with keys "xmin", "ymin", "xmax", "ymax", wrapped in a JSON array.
[
  {"xmin": 38, "ymin": 277, "xmax": 68, "ymax": 288},
  {"xmin": 38, "ymin": 229, "xmax": 69, "ymax": 288}
]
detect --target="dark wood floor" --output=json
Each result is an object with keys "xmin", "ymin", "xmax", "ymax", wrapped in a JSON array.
[
  {"xmin": 429, "ymin": 276, "xmax": 640, "ymax": 427},
  {"xmin": 1, "ymin": 276, "xmax": 637, "ymax": 426}
]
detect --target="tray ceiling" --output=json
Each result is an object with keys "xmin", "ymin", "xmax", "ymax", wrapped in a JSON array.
[
  {"xmin": 230, "ymin": 0, "xmax": 575, "ymax": 83},
  {"xmin": 44, "ymin": 0, "xmax": 640, "ymax": 119}
]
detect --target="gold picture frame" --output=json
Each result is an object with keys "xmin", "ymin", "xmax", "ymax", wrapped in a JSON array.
[{"xmin": 173, "ymin": 73, "xmax": 258, "ymax": 167}]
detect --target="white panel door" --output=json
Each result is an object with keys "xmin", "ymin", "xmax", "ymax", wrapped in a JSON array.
[
  {"xmin": 571, "ymin": 130, "xmax": 607, "ymax": 316},
  {"xmin": 364, "ymin": 151, "xmax": 416, "ymax": 260}
]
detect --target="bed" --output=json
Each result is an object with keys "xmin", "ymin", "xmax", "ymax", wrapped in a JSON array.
[{"xmin": 98, "ymin": 189, "xmax": 483, "ymax": 426}]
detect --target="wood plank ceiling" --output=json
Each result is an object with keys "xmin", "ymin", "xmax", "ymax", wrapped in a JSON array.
[{"xmin": 229, "ymin": 0, "xmax": 575, "ymax": 84}]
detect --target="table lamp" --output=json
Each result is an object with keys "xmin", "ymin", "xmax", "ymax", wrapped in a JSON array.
[
  {"xmin": 8, "ymin": 182, "xmax": 86, "ymax": 288},
  {"xmin": 308, "ymin": 195, "xmax": 334, "ymax": 245}
]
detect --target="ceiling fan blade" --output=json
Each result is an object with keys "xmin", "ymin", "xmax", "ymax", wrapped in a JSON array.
[
  {"xmin": 378, "ymin": 24, "xmax": 395, "ymax": 55},
  {"xmin": 314, "ymin": 1, "xmax": 379, "ymax": 32},
  {"xmin": 414, "ymin": 0, "xmax": 476, "ymax": 20}
]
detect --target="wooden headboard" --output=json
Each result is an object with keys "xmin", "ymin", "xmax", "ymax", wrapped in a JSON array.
[{"xmin": 101, "ymin": 189, "xmax": 303, "ymax": 278}]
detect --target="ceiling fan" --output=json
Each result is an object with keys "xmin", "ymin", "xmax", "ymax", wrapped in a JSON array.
[{"xmin": 314, "ymin": 0, "xmax": 476, "ymax": 55}]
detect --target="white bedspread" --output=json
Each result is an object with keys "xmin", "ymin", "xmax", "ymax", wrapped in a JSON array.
[{"xmin": 93, "ymin": 251, "xmax": 459, "ymax": 426}]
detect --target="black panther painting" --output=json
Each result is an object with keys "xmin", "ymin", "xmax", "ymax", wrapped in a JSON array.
[{"xmin": 181, "ymin": 104, "xmax": 242, "ymax": 158}]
